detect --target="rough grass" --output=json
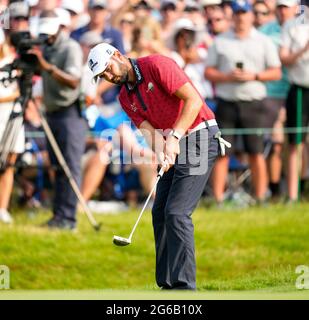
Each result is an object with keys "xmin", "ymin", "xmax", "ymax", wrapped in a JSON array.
[{"xmin": 0, "ymin": 203, "xmax": 309, "ymax": 297}]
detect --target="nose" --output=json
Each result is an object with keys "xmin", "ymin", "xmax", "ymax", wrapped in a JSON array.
[{"xmin": 103, "ymin": 71, "xmax": 113, "ymax": 81}]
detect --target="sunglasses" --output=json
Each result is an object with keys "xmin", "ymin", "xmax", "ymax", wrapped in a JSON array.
[
  {"xmin": 253, "ymin": 10, "xmax": 270, "ymax": 16},
  {"xmin": 209, "ymin": 18, "xmax": 224, "ymax": 24},
  {"xmin": 121, "ymin": 19, "xmax": 134, "ymax": 24}
]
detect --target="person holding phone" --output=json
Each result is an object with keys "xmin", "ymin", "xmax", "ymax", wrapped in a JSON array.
[{"xmin": 205, "ymin": 0, "xmax": 282, "ymax": 205}]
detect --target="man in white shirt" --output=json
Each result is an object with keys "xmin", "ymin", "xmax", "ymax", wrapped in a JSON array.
[{"xmin": 205, "ymin": 0, "xmax": 281, "ymax": 204}]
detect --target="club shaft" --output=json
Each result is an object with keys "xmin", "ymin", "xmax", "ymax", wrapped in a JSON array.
[{"xmin": 128, "ymin": 170, "xmax": 163, "ymax": 241}]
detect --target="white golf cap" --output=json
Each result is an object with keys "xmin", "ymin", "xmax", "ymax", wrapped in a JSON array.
[
  {"xmin": 276, "ymin": 0, "xmax": 299, "ymax": 6},
  {"xmin": 38, "ymin": 17, "xmax": 61, "ymax": 36},
  {"xmin": 87, "ymin": 43, "xmax": 117, "ymax": 81},
  {"xmin": 173, "ymin": 18, "xmax": 196, "ymax": 33},
  {"xmin": 0, "ymin": 28, "xmax": 5, "ymax": 45},
  {"xmin": 55, "ymin": 8, "xmax": 71, "ymax": 27},
  {"xmin": 61, "ymin": 0, "xmax": 84, "ymax": 14},
  {"xmin": 200, "ymin": 0, "xmax": 222, "ymax": 6}
]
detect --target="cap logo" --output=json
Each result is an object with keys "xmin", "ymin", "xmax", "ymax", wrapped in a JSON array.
[
  {"xmin": 89, "ymin": 58, "xmax": 98, "ymax": 72},
  {"xmin": 106, "ymin": 48, "xmax": 113, "ymax": 55}
]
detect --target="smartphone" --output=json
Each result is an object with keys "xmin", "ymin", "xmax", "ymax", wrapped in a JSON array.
[{"xmin": 236, "ymin": 62, "xmax": 244, "ymax": 70}]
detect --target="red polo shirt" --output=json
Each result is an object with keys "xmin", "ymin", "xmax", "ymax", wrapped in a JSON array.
[{"xmin": 118, "ymin": 55, "xmax": 214, "ymax": 131}]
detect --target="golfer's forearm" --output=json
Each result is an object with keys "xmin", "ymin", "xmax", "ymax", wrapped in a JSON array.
[
  {"xmin": 173, "ymin": 82, "xmax": 203, "ymax": 135},
  {"xmin": 173, "ymin": 99, "xmax": 202, "ymax": 136}
]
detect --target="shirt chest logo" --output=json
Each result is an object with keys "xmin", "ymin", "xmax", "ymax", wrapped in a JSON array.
[{"xmin": 146, "ymin": 82, "xmax": 154, "ymax": 93}]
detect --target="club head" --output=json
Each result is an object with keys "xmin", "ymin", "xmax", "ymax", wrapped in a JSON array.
[{"xmin": 113, "ymin": 235, "xmax": 131, "ymax": 246}]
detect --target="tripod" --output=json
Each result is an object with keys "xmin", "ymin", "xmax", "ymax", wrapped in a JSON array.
[{"xmin": 0, "ymin": 64, "xmax": 101, "ymax": 231}]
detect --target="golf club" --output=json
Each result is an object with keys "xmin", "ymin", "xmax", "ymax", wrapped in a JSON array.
[{"xmin": 113, "ymin": 164, "xmax": 167, "ymax": 246}]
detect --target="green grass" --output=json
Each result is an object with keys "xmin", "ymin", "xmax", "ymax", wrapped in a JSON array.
[{"xmin": 1, "ymin": 203, "xmax": 309, "ymax": 298}]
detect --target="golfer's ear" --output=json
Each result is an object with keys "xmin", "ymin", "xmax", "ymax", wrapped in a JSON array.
[{"xmin": 113, "ymin": 50, "xmax": 122, "ymax": 61}]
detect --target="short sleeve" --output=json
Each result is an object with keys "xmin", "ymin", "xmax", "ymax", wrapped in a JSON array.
[
  {"xmin": 118, "ymin": 95, "xmax": 145, "ymax": 128},
  {"xmin": 63, "ymin": 42, "xmax": 83, "ymax": 78},
  {"xmin": 150, "ymin": 56, "xmax": 189, "ymax": 95},
  {"xmin": 264, "ymin": 36, "xmax": 281, "ymax": 68},
  {"xmin": 280, "ymin": 24, "xmax": 292, "ymax": 50},
  {"xmin": 206, "ymin": 42, "xmax": 218, "ymax": 67}
]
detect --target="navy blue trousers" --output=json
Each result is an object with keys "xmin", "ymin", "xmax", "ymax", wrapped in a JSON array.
[
  {"xmin": 47, "ymin": 104, "xmax": 87, "ymax": 224},
  {"xmin": 152, "ymin": 126, "xmax": 220, "ymax": 290}
]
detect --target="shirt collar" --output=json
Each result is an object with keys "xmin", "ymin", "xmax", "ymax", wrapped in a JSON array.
[
  {"xmin": 51, "ymin": 31, "xmax": 67, "ymax": 49},
  {"xmin": 231, "ymin": 27, "xmax": 258, "ymax": 40},
  {"xmin": 125, "ymin": 58, "xmax": 144, "ymax": 93}
]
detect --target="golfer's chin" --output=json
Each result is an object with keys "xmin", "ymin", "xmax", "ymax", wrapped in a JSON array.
[{"xmin": 110, "ymin": 76, "xmax": 127, "ymax": 85}]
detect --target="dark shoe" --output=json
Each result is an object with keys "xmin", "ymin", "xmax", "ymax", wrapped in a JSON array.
[{"xmin": 43, "ymin": 217, "xmax": 76, "ymax": 231}]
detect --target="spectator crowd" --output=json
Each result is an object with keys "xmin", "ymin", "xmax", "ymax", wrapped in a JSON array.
[{"xmin": 0, "ymin": 0, "xmax": 308, "ymax": 227}]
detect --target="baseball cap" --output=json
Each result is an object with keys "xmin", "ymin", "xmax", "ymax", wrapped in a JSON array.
[
  {"xmin": 231, "ymin": 0, "xmax": 252, "ymax": 12},
  {"xmin": 173, "ymin": 18, "xmax": 196, "ymax": 32},
  {"xmin": 0, "ymin": 28, "xmax": 5, "ymax": 45},
  {"xmin": 160, "ymin": 0, "xmax": 177, "ymax": 10},
  {"xmin": 38, "ymin": 17, "xmax": 61, "ymax": 36},
  {"xmin": 200, "ymin": 0, "xmax": 222, "ymax": 6},
  {"xmin": 55, "ymin": 8, "xmax": 71, "ymax": 27},
  {"xmin": 88, "ymin": 0, "xmax": 107, "ymax": 9},
  {"xmin": 184, "ymin": 0, "xmax": 201, "ymax": 11},
  {"xmin": 80, "ymin": 31, "xmax": 104, "ymax": 47},
  {"xmin": 87, "ymin": 43, "xmax": 117, "ymax": 82},
  {"xmin": 276, "ymin": 0, "xmax": 299, "ymax": 6},
  {"xmin": 61, "ymin": 0, "xmax": 84, "ymax": 14},
  {"xmin": 9, "ymin": 2, "xmax": 30, "ymax": 19}
]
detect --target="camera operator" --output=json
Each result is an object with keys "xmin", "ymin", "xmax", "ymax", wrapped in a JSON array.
[
  {"xmin": 28, "ymin": 10, "xmax": 86, "ymax": 230},
  {"xmin": 0, "ymin": 27, "xmax": 24, "ymax": 224}
]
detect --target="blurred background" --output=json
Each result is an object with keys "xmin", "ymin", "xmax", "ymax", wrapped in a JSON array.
[{"xmin": 0, "ymin": 0, "xmax": 308, "ymax": 219}]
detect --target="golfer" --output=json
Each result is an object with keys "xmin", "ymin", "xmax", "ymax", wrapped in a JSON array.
[{"xmin": 87, "ymin": 43, "xmax": 229, "ymax": 290}]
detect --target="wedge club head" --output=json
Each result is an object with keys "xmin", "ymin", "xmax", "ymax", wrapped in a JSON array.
[{"xmin": 113, "ymin": 235, "xmax": 131, "ymax": 246}]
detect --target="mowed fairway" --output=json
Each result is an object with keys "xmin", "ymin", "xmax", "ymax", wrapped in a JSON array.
[{"xmin": 0, "ymin": 203, "xmax": 309, "ymax": 299}]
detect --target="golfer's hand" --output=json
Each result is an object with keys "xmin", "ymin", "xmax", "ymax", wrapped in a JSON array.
[{"xmin": 164, "ymin": 135, "xmax": 180, "ymax": 171}]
